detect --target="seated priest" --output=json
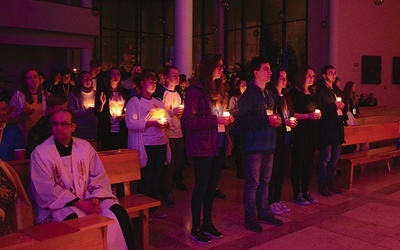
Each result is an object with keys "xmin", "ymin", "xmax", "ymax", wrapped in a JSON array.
[{"xmin": 29, "ymin": 109, "xmax": 135, "ymax": 249}]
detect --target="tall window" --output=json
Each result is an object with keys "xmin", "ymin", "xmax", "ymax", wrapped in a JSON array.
[
  {"xmin": 94, "ymin": 0, "xmax": 306, "ymax": 82},
  {"xmin": 225, "ymin": 0, "xmax": 306, "ymax": 83}
]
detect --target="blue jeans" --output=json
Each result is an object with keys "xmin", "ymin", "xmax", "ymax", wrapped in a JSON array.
[
  {"xmin": 317, "ymin": 144, "xmax": 341, "ymax": 187},
  {"xmin": 243, "ymin": 152, "xmax": 273, "ymax": 219}
]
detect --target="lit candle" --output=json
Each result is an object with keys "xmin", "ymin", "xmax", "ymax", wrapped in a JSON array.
[
  {"xmin": 159, "ymin": 117, "xmax": 167, "ymax": 124},
  {"xmin": 179, "ymin": 104, "xmax": 184, "ymax": 108},
  {"xmin": 223, "ymin": 111, "xmax": 230, "ymax": 117},
  {"xmin": 315, "ymin": 109, "xmax": 321, "ymax": 114},
  {"xmin": 266, "ymin": 110, "xmax": 273, "ymax": 116},
  {"xmin": 290, "ymin": 117, "xmax": 296, "ymax": 122},
  {"xmin": 115, "ymin": 109, "xmax": 122, "ymax": 116},
  {"xmin": 336, "ymin": 97, "xmax": 342, "ymax": 102}
]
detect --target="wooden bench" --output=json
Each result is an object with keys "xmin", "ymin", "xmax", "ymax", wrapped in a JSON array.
[
  {"xmin": 6, "ymin": 149, "xmax": 160, "ymax": 250},
  {"xmin": 356, "ymin": 114, "xmax": 400, "ymax": 125},
  {"xmin": 98, "ymin": 149, "xmax": 161, "ymax": 250},
  {"xmin": 358, "ymin": 106, "xmax": 400, "ymax": 117},
  {"xmin": 1, "ymin": 214, "xmax": 113, "ymax": 249},
  {"xmin": 336, "ymin": 121, "xmax": 400, "ymax": 189}
]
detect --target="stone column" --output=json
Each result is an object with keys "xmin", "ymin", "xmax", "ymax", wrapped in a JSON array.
[
  {"xmin": 175, "ymin": 0, "xmax": 193, "ymax": 78},
  {"xmin": 80, "ymin": 0, "xmax": 93, "ymax": 71}
]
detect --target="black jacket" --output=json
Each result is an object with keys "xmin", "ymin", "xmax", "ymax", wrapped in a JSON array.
[{"xmin": 316, "ymin": 81, "xmax": 345, "ymax": 146}]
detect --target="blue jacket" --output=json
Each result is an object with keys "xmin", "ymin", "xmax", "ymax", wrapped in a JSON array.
[{"xmin": 237, "ymin": 81, "xmax": 277, "ymax": 153}]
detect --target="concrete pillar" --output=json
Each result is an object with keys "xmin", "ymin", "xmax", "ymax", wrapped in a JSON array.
[
  {"xmin": 80, "ymin": 0, "xmax": 93, "ymax": 71},
  {"xmin": 81, "ymin": 48, "xmax": 93, "ymax": 71},
  {"xmin": 329, "ymin": 0, "xmax": 339, "ymax": 69},
  {"xmin": 175, "ymin": 0, "xmax": 193, "ymax": 78}
]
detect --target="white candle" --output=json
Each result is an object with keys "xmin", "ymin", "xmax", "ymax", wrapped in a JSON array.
[
  {"xmin": 290, "ymin": 117, "xmax": 296, "ymax": 122},
  {"xmin": 315, "ymin": 109, "xmax": 321, "ymax": 114},
  {"xmin": 223, "ymin": 111, "xmax": 230, "ymax": 117},
  {"xmin": 336, "ymin": 97, "xmax": 342, "ymax": 102},
  {"xmin": 179, "ymin": 104, "xmax": 184, "ymax": 108},
  {"xmin": 159, "ymin": 117, "xmax": 167, "ymax": 124}
]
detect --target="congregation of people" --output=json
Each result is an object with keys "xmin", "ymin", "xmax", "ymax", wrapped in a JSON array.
[{"xmin": 0, "ymin": 54, "xmax": 369, "ymax": 247}]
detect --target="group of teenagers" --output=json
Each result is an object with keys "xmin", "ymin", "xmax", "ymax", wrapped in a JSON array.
[
  {"xmin": 181, "ymin": 54, "xmax": 352, "ymax": 244},
  {"xmin": 0, "ymin": 52, "xmax": 355, "ymax": 248}
]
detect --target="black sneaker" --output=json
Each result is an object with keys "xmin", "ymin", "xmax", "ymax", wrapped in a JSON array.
[
  {"xmin": 302, "ymin": 192, "xmax": 318, "ymax": 204},
  {"xmin": 190, "ymin": 228, "xmax": 211, "ymax": 244},
  {"xmin": 292, "ymin": 193, "xmax": 310, "ymax": 205},
  {"xmin": 245, "ymin": 216, "xmax": 262, "ymax": 232},
  {"xmin": 258, "ymin": 214, "xmax": 283, "ymax": 226},
  {"xmin": 202, "ymin": 223, "xmax": 223, "ymax": 239},
  {"xmin": 164, "ymin": 193, "xmax": 175, "ymax": 208},
  {"xmin": 215, "ymin": 189, "xmax": 226, "ymax": 199}
]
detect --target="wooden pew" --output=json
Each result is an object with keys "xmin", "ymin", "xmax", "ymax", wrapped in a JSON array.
[
  {"xmin": 337, "ymin": 121, "xmax": 400, "ymax": 189},
  {"xmin": 1, "ymin": 214, "xmax": 113, "ymax": 250},
  {"xmin": 356, "ymin": 114, "xmax": 400, "ymax": 125},
  {"xmin": 356, "ymin": 106, "xmax": 400, "ymax": 125},
  {"xmin": 359, "ymin": 106, "xmax": 400, "ymax": 118},
  {"xmin": 98, "ymin": 149, "xmax": 161, "ymax": 250},
  {"xmin": 6, "ymin": 149, "xmax": 160, "ymax": 250}
]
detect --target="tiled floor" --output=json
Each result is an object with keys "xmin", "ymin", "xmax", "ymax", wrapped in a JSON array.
[{"xmin": 149, "ymin": 158, "xmax": 400, "ymax": 249}]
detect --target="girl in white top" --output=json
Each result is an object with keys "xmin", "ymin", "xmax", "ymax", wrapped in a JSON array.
[
  {"xmin": 9, "ymin": 68, "xmax": 48, "ymax": 143},
  {"xmin": 125, "ymin": 70, "xmax": 170, "ymax": 199}
]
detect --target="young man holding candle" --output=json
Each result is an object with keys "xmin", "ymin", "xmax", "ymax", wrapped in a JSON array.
[
  {"xmin": 316, "ymin": 65, "xmax": 345, "ymax": 196},
  {"xmin": 154, "ymin": 65, "xmax": 185, "ymax": 208},
  {"xmin": 237, "ymin": 57, "xmax": 283, "ymax": 232}
]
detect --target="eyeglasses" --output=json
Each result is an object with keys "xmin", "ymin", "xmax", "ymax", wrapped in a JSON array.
[{"xmin": 50, "ymin": 121, "xmax": 73, "ymax": 128}]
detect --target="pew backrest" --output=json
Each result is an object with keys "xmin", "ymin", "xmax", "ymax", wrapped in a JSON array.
[{"xmin": 343, "ymin": 121, "xmax": 400, "ymax": 146}]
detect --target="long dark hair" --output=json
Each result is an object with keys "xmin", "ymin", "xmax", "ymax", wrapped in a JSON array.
[
  {"xmin": 105, "ymin": 67, "xmax": 124, "ymax": 99},
  {"xmin": 198, "ymin": 53, "xmax": 228, "ymax": 107},
  {"xmin": 20, "ymin": 67, "xmax": 45, "ymax": 104},
  {"xmin": 295, "ymin": 65, "xmax": 316, "ymax": 94},
  {"xmin": 268, "ymin": 67, "xmax": 293, "ymax": 113},
  {"xmin": 72, "ymin": 71, "xmax": 92, "ymax": 99},
  {"xmin": 343, "ymin": 81, "xmax": 358, "ymax": 107}
]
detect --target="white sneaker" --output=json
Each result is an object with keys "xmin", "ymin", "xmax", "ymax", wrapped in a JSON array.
[
  {"xmin": 277, "ymin": 201, "xmax": 291, "ymax": 213},
  {"xmin": 269, "ymin": 203, "xmax": 283, "ymax": 215}
]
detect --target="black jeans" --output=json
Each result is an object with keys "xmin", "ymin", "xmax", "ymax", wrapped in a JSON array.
[
  {"xmin": 290, "ymin": 133, "xmax": 316, "ymax": 195},
  {"xmin": 191, "ymin": 152, "xmax": 223, "ymax": 229},
  {"xmin": 160, "ymin": 137, "xmax": 184, "ymax": 196},
  {"xmin": 268, "ymin": 142, "xmax": 291, "ymax": 204},
  {"xmin": 139, "ymin": 144, "xmax": 167, "ymax": 199}
]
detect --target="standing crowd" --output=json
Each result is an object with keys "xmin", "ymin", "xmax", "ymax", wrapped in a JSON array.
[{"xmin": 0, "ymin": 54, "xmax": 359, "ymax": 247}]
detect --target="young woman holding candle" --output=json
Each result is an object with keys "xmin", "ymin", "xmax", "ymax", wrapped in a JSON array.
[
  {"xmin": 67, "ymin": 71, "xmax": 99, "ymax": 148},
  {"xmin": 96, "ymin": 67, "xmax": 129, "ymax": 150},
  {"xmin": 289, "ymin": 66, "xmax": 321, "ymax": 205},
  {"xmin": 182, "ymin": 53, "xmax": 234, "ymax": 244},
  {"xmin": 9, "ymin": 68, "xmax": 48, "ymax": 143},
  {"xmin": 125, "ymin": 70, "xmax": 170, "ymax": 202},
  {"xmin": 266, "ymin": 67, "xmax": 298, "ymax": 215}
]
